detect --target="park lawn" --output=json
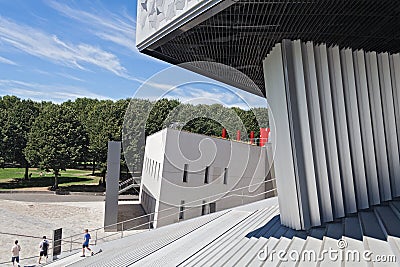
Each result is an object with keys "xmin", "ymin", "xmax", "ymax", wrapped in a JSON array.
[{"xmin": 0, "ymin": 168, "xmax": 101, "ymax": 189}]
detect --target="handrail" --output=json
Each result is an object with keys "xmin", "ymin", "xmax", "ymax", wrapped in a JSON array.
[
  {"xmin": 119, "ymin": 177, "xmax": 140, "ymax": 187},
  {"xmin": 51, "ymin": 185, "xmax": 277, "ymax": 263},
  {"xmin": 7, "ymin": 179, "xmax": 276, "ymax": 264},
  {"xmin": 61, "ymin": 178, "xmax": 276, "ymax": 240}
]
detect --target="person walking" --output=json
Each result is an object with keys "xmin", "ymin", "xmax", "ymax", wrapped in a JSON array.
[
  {"xmin": 11, "ymin": 240, "xmax": 21, "ymax": 267},
  {"xmin": 38, "ymin": 236, "xmax": 49, "ymax": 264},
  {"xmin": 81, "ymin": 229, "xmax": 93, "ymax": 257}
]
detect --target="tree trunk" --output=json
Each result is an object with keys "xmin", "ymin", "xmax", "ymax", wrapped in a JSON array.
[
  {"xmin": 24, "ymin": 160, "xmax": 29, "ymax": 180},
  {"xmin": 92, "ymin": 159, "xmax": 96, "ymax": 175},
  {"xmin": 54, "ymin": 171, "xmax": 59, "ymax": 189},
  {"xmin": 102, "ymin": 170, "xmax": 106, "ymax": 187}
]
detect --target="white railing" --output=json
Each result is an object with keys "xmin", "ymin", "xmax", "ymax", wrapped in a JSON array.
[
  {"xmin": 2, "ymin": 179, "xmax": 276, "ymax": 264},
  {"xmin": 118, "ymin": 176, "xmax": 140, "ymax": 194},
  {"xmin": 57, "ymin": 178, "xmax": 277, "ymax": 258}
]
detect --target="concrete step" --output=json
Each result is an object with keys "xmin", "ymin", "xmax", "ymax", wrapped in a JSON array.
[
  {"xmin": 193, "ymin": 207, "xmax": 278, "ymax": 267},
  {"xmin": 319, "ymin": 221, "xmax": 344, "ymax": 267},
  {"xmin": 262, "ymin": 236, "xmax": 293, "ymax": 266},
  {"xmin": 248, "ymin": 236, "xmax": 281, "ymax": 267},
  {"xmin": 278, "ymin": 236, "xmax": 307, "ymax": 267},
  {"xmin": 235, "ymin": 237, "xmax": 270, "ymax": 266},
  {"xmin": 58, "ymin": 211, "xmax": 228, "ymax": 267},
  {"xmin": 342, "ymin": 216, "xmax": 366, "ymax": 267},
  {"xmin": 373, "ymin": 205, "xmax": 400, "ymax": 264},
  {"xmin": 180, "ymin": 209, "xmax": 263, "ymax": 266},
  {"xmin": 358, "ymin": 210, "xmax": 394, "ymax": 267},
  {"xmin": 222, "ymin": 237, "xmax": 258, "ymax": 266},
  {"xmin": 209, "ymin": 206, "xmax": 280, "ymax": 266},
  {"xmin": 132, "ymin": 210, "xmax": 251, "ymax": 267}
]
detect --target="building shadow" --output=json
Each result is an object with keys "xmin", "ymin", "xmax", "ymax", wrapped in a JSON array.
[
  {"xmin": 117, "ymin": 203, "xmax": 150, "ymax": 231},
  {"xmin": 245, "ymin": 199, "xmax": 400, "ymax": 242}
]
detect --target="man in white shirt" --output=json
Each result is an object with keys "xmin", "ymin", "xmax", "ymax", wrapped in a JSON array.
[
  {"xmin": 38, "ymin": 236, "xmax": 49, "ymax": 264},
  {"xmin": 11, "ymin": 240, "xmax": 21, "ymax": 267}
]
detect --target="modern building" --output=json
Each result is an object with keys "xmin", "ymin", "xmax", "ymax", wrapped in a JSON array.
[
  {"xmin": 136, "ymin": 0, "xmax": 400, "ymax": 231},
  {"xmin": 140, "ymin": 128, "xmax": 275, "ymax": 227},
  {"xmin": 44, "ymin": 2, "xmax": 400, "ymax": 265}
]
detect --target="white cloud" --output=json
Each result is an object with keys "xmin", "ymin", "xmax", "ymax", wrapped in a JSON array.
[
  {"xmin": 0, "ymin": 16, "xmax": 131, "ymax": 79},
  {"xmin": 0, "ymin": 55, "xmax": 17, "ymax": 65},
  {"xmin": 47, "ymin": 1, "xmax": 137, "ymax": 52},
  {"xmin": 0, "ymin": 79, "xmax": 111, "ymax": 103},
  {"xmin": 56, "ymin": 72, "xmax": 85, "ymax": 82},
  {"xmin": 165, "ymin": 85, "xmax": 267, "ymax": 109}
]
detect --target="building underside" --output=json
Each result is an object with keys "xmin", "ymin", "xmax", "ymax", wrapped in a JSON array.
[{"xmin": 138, "ymin": 0, "xmax": 400, "ymax": 97}]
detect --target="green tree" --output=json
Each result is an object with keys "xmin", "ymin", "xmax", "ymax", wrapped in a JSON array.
[
  {"xmin": 1, "ymin": 96, "xmax": 39, "ymax": 178},
  {"xmin": 0, "ymin": 96, "xmax": 5, "ymax": 167},
  {"xmin": 123, "ymin": 98, "xmax": 152, "ymax": 173},
  {"xmin": 145, "ymin": 98, "xmax": 180, "ymax": 136},
  {"xmin": 24, "ymin": 104, "xmax": 88, "ymax": 188},
  {"xmin": 84, "ymin": 99, "xmax": 128, "ymax": 174}
]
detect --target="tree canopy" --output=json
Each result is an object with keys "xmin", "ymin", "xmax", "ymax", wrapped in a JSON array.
[
  {"xmin": 0, "ymin": 95, "xmax": 269, "ymax": 186},
  {"xmin": 24, "ymin": 103, "xmax": 88, "ymax": 188}
]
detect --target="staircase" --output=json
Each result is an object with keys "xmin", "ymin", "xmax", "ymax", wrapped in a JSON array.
[
  {"xmin": 118, "ymin": 176, "xmax": 140, "ymax": 195},
  {"xmin": 46, "ymin": 197, "xmax": 400, "ymax": 266},
  {"xmin": 178, "ymin": 199, "xmax": 400, "ymax": 267}
]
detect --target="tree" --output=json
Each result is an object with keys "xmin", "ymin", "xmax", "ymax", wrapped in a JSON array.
[
  {"xmin": 24, "ymin": 104, "xmax": 88, "ymax": 188},
  {"xmin": 122, "ymin": 98, "xmax": 152, "ymax": 173},
  {"xmin": 0, "ymin": 96, "xmax": 5, "ymax": 167},
  {"xmin": 1, "ymin": 96, "xmax": 39, "ymax": 178},
  {"xmin": 145, "ymin": 98, "xmax": 180, "ymax": 136},
  {"xmin": 84, "ymin": 99, "xmax": 128, "ymax": 174}
]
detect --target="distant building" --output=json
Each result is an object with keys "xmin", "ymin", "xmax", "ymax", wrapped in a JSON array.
[{"xmin": 139, "ymin": 128, "xmax": 275, "ymax": 228}]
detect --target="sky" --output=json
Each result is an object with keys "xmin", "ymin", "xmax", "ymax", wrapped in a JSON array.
[{"xmin": 0, "ymin": 0, "xmax": 267, "ymax": 109}]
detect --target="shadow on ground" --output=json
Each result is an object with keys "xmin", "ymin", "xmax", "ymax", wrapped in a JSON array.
[
  {"xmin": 116, "ymin": 203, "xmax": 149, "ymax": 231},
  {"xmin": 245, "ymin": 199, "xmax": 400, "ymax": 242}
]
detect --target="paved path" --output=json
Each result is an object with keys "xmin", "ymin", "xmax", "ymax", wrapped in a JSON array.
[
  {"xmin": 0, "ymin": 193, "xmax": 105, "ymax": 202},
  {"xmin": 0, "ymin": 194, "xmax": 105, "ymax": 266}
]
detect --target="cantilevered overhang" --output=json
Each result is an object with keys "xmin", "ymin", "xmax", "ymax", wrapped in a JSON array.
[{"xmin": 136, "ymin": 0, "xmax": 400, "ymax": 97}]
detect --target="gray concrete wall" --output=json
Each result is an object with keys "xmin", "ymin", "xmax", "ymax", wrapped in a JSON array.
[{"xmin": 104, "ymin": 141, "xmax": 121, "ymax": 231}]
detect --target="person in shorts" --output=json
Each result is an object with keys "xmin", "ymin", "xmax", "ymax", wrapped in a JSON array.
[
  {"xmin": 81, "ymin": 229, "xmax": 93, "ymax": 257},
  {"xmin": 38, "ymin": 236, "xmax": 49, "ymax": 264},
  {"xmin": 11, "ymin": 240, "xmax": 21, "ymax": 267}
]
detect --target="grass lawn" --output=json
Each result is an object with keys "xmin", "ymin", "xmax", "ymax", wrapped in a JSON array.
[{"xmin": 0, "ymin": 168, "xmax": 104, "ymax": 191}]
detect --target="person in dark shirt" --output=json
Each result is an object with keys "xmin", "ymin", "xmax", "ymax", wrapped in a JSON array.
[{"xmin": 38, "ymin": 236, "xmax": 49, "ymax": 264}]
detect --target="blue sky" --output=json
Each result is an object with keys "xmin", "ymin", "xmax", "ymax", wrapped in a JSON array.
[{"xmin": 0, "ymin": 0, "xmax": 267, "ymax": 109}]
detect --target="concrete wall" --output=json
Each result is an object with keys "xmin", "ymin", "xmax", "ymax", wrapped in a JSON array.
[
  {"xmin": 141, "ymin": 128, "xmax": 275, "ymax": 228},
  {"xmin": 264, "ymin": 40, "xmax": 400, "ymax": 230},
  {"xmin": 139, "ymin": 130, "xmax": 166, "ymax": 217}
]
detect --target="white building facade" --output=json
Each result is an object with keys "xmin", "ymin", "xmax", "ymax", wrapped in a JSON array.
[{"xmin": 139, "ymin": 128, "xmax": 275, "ymax": 228}]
